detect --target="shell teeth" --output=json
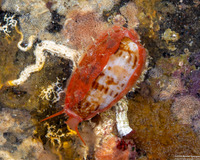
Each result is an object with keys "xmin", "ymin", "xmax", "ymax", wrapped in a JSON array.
[{"xmin": 132, "ymin": 50, "xmax": 150, "ymax": 90}]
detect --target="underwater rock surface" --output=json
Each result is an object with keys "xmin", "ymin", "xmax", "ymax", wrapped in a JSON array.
[{"xmin": 0, "ymin": 0, "xmax": 200, "ymax": 159}]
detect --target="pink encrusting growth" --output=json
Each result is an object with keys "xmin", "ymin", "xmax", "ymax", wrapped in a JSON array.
[{"xmin": 41, "ymin": 26, "xmax": 147, "ymax": 144}]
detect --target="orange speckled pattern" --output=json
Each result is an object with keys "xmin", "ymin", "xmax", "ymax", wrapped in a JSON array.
[
  {"xmin": 73, "ymin": 37, "xmax": 140, "ymax": 119},
  {"xmin": 64, "ymin": 26, "xmax": 146, "ymax": 122}
]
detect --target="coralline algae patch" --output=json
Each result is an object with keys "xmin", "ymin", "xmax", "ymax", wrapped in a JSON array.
[
  {"xmin": 127, "ymin": 95, "xmax": 200, "ymax": 159},
  {"xmin": 171, "ymin": 95, "xmax": 200, "ymax": 128},
  {"xmin": 0, "ymin": 107, "xmax": 58, "ymax": 160},
  {"xmin": 186, "ymin": 52, "xmax": 200, "ymax": 99},
  {"xmin": 147, "ymin": 53, "xmax": 192, "ymax": 101}
]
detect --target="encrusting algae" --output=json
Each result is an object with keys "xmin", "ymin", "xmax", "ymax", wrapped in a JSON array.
[{"xmin": 127, "ymin": 95, "xmax": 200, "ymax": 159}]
